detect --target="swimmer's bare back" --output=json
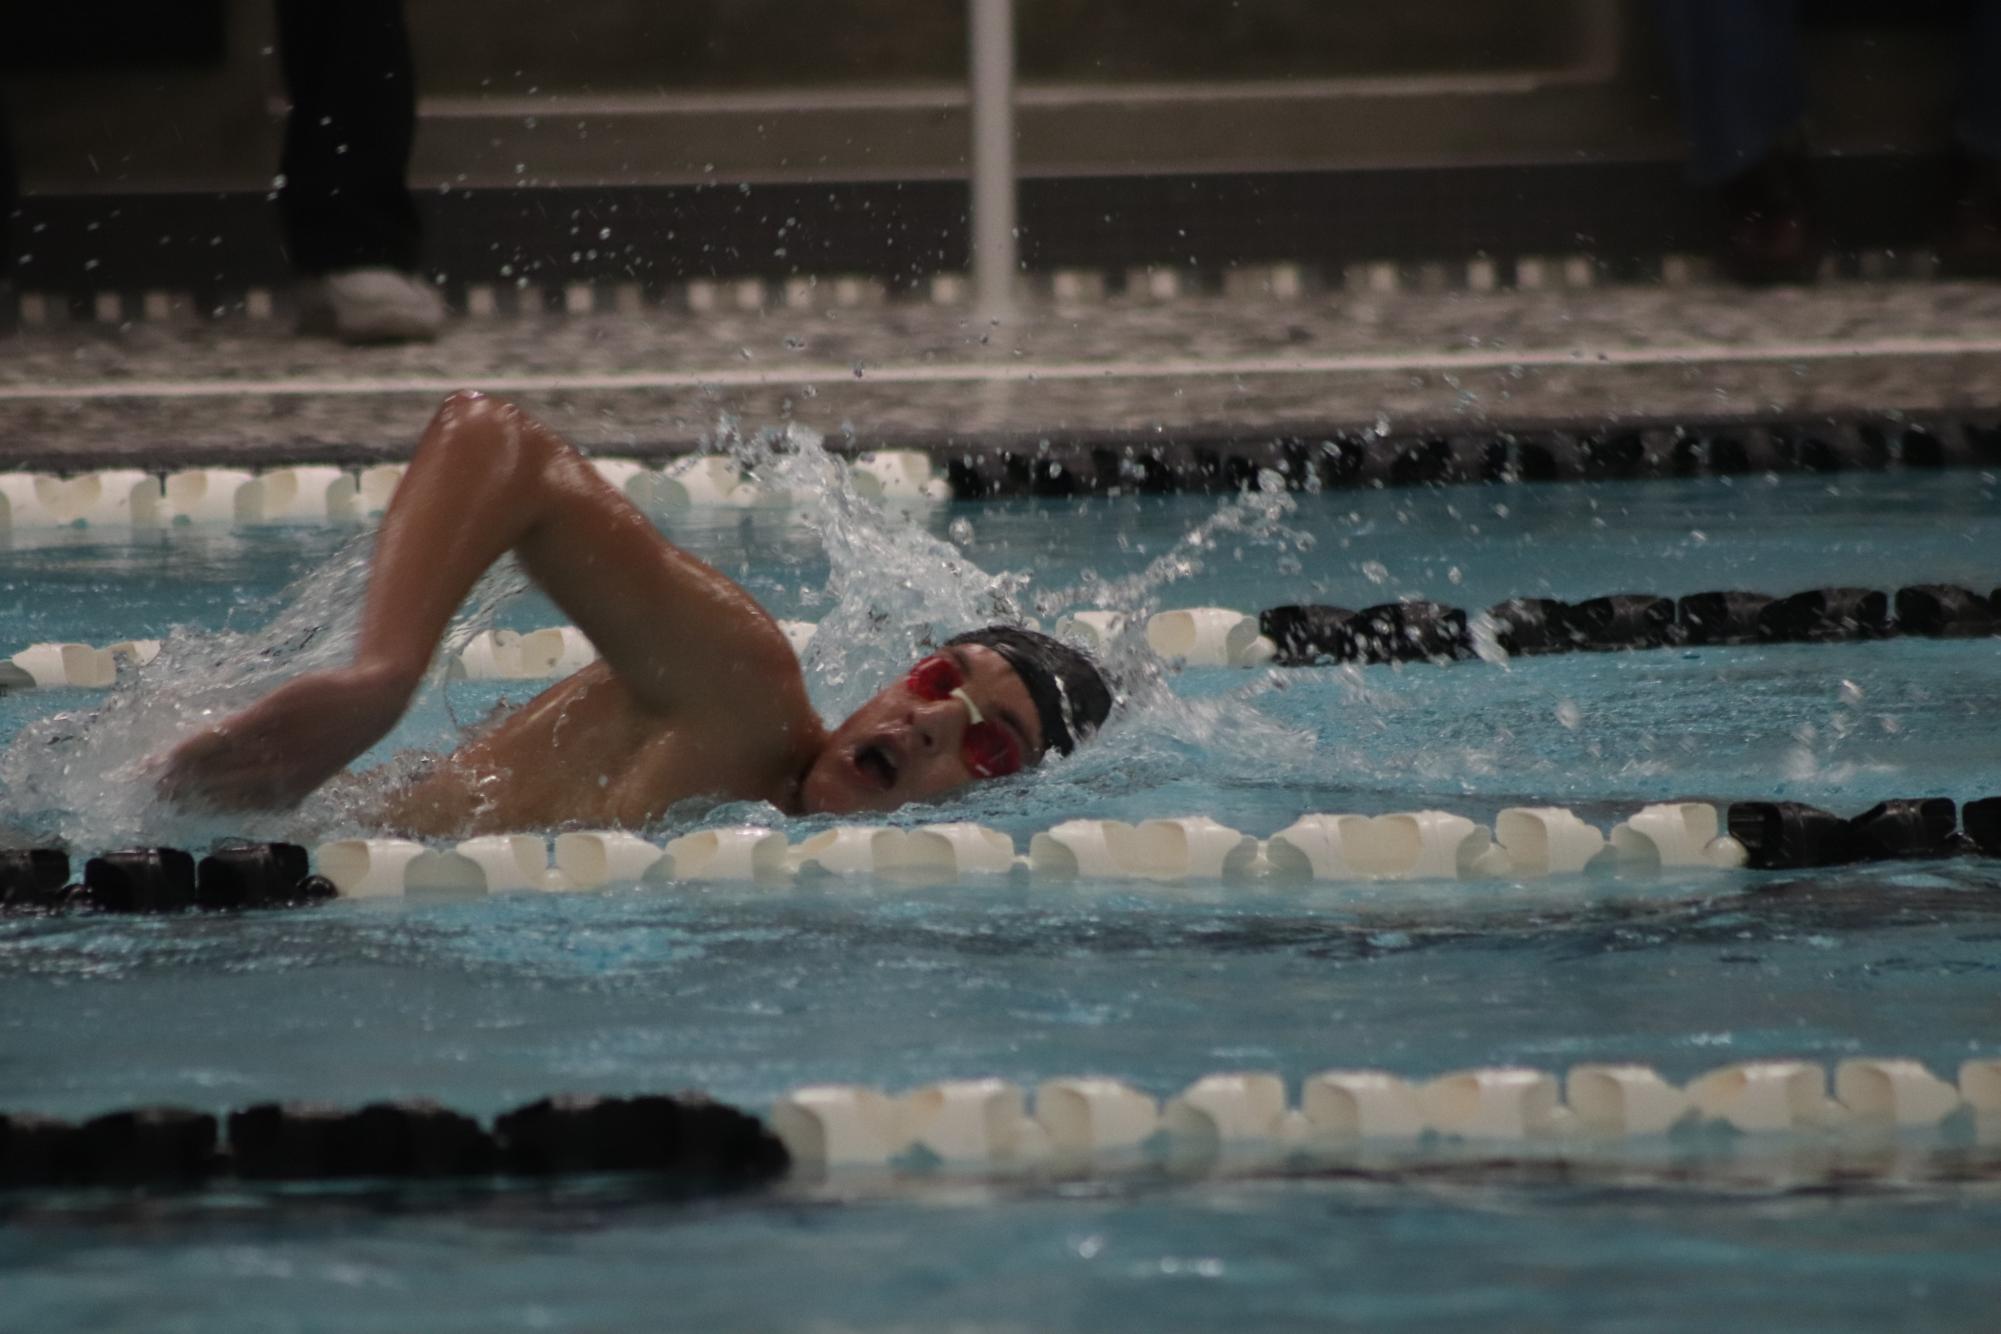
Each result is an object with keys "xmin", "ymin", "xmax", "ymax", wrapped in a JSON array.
[{"xmin": 157, "ymin": 391, "xmax": 827, "ymax": 831}]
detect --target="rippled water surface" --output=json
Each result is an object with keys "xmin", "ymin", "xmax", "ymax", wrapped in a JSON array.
[{"xmin": 3, "ymin": 472, "xmax": 1999, "ymax": 1330}]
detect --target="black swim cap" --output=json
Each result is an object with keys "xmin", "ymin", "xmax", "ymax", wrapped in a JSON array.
[{"xmin": 944, "ymin": 625, "xmax": 1112, "ymax": 758}]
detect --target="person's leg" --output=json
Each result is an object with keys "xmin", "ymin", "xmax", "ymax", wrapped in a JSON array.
[
  {"xmin": 1654, "ymin": 0, "xmax": 1818, "ymax": 283},
  {"xmin": 275, "ymin": 0, "xmax": 421, "ymax": 274},
  {"xmin": 1955, "ymin": 1, "xmax": 2001, "ymax": 161},
  {"xmin": 276, "ymin": 0, "xmax": 442, "ymax": 340},
  {"xmin": 1943, "ymin": 0, "xmax": 2001, "ymax": 274},
  {"xmin": 0, "ymin": 93, "xmax": 17, "ymax": 333},
  {"xmin": 1655, "ymin": 0, "xmax": 1807, "ymax": 186},
  {"xmin": 1, "ymin": 94, "xmax": 15, "ymax": 277}
]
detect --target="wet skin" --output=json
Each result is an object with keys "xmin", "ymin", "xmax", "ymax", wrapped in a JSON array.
[
  {"xmin": 373, "ymin": 640, "xmax": 1041, "ymax": 835},
  {"xmin": 156, "ymin": 392, "xmax": 1046, "ymax": 834},
  {"xmin": 796, "ymin": 643, "xmax": 1043, "ymax": 817}
]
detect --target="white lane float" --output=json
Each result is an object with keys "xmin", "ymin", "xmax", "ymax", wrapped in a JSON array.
[
  {"xmin": 1418, "ymin": 1068, "xmax": 1563, "ymax": 1139},
  {"xmin": 778, "ymin": 620, "xmax": 818, "ymax": 656},
  {"xmin": 791, "ymin": 824, "xmax": 1016, "ymax": 882},
  {"xmin": 402, "ymin": 835, "xmax": 552, "ymax": 897},
  {"xmin": 1161, "ymin": 1072, "xmax": 1288, "ymax": 1144},
  {"xmin": 1964, "ymin": 1059, "xmax": 2001, "ymax": 1115},
  {"xmin": 1300, "ymin": 1070, "xmax": 1427, "ymax": 1139},
  {"xmin": 1495, "ymin": 806, "xmax": 1607, "ymax": 877},
  {"xmin": 1564, "ymin": 1064, "xmax": 1690, "ymax": 1137},
  {"xmin": 0, "ymin": 473, "xmax": 62, "ymax": 528},
  {"xmin": 1833, "ymin": 1058, "xmax": 1963, "ymax": 1127},
  {"xmin": 8, "ymin": 643, "xmax": 118, "ymax": 689},
  {"xmin": 900, "ymin": 823, "xmax": 1017, "ymax": 877},
  {"xmin": 1053, "ymin": 610, "xmax": 1127, "ymax": 656},
  {"xmin": 771, "ymin": 1085, "xmax": 910, "ymax": 1166},
  {"xmin": 1687, "ymin": 1060, "xmax": 1846, "ymax": 1132},
  {"xmin": 511, "ymin": 626, "xmax": 596, "ymax": 678},
  {"xmin": 236, "ymin": 466, "xmax": 354, "ymax": 524},
  {"xmin": 1608, "ymin": 802, "xmax": 1744, "ymax": 870},
  {"xmin": 657, "ymin": 826, "xmax": 789, "ymax": 882},
  {"xmin": 0, "ymin": 639, "xmax": 157, "ymax": 690},
  {"xmin": 591, "ymin": 457, "xmax": 692, "ymax": 510},
  {"xmin": 1117, "ymin": 817, "xmax": 1260, "ymax": 880},
  {"xmin": 162, "ymin": 468, "xmax": 257, "ymax": 524},
  {"xmin": 588, "ymin": 457, "xmax": 650, "ymax": 496},
  {"xmin": 314, "ymin": 838, "xmax": 429, "ymax": 898},
  {"xmin": 1342, "ymin": 811, "xmax": 1501, "ymax": 881},
  {"xmin": 1027, "ymin": 820, "xmax": 1124, "ymax": 879},
  {"xmin": 1263, "ymin": 814, "xmax": 1370, "ymax": 881},
  {"xmin": 656, "ymin": 455, "xmax": 786, "ymax": 508},
  {"xmin": 898, "ymin": 1079, "xmax": 1035, "ymax": 1161},
  {"xmin": 105, "ymin": 639, "xmax": 160, "ymax": 669},
  {"xmin": 789, "ymin": 827, "xmax": 885, "ymax": 876},
  {"xmin": 850, "ymin": 450, "xmax": 951, "ymax": 502},
  {"xmin": 13, "ymin": 470, "xmax": 165, "ymax": 527},
  {"xmin": 327, "ymin": 464, "xmax": 405, "ymax": 521},
  {"xmin": 551, "ymin": 831, "xmax": 667, "ymax": 890},
  {"xmin": 1145, "ymin": 607, "xmax": 1275, "ymax": 668},
  {"xmin": 658, "ymin": 455, "xmax": 743, "ymax": 506},
  {"xmin": 1027, "ymin": 817, "xmax": 1259, "ymax": 881},
  {"xmin": 77, "ymin": 469, "xmax": 165, "ymax": 526},
  {"xmin": 1034, "ymin": 1077, "xmax": 1159, "ymax": 1153},
  {"xmin": 451, "ymin": 626, "xmax": 599, "ymax": 681},
  {"xmin": 449, "ymin": 629, "xmax": 527, "ymax": 680}
]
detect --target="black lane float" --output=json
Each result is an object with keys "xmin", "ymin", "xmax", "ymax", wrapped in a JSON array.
[
  {"xmin": 1258, "ymin": 581, "xmax": 1997, "ymax": 664},
  {"xmin": 2, "ymin": 1092, "xmax": 787, "ymax": 1191},
  {"xmin": 1726, "ymin": 798, "xmax": 1971, "ymax": 870}
]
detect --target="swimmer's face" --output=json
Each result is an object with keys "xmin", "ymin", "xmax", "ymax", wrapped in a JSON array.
[{"xmin": 799, "ymin": 643, "xmax": 1044, "ymax": 815}]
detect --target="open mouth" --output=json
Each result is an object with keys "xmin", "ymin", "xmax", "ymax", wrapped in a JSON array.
[{"xmin": 852, "ymin": 741, "xmax": 899, "ymax": 791}]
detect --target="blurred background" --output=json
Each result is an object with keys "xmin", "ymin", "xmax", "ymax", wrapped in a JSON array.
[{"xmin": 2, "ymin": 0, "xmax": 1981, "ymax": 302}]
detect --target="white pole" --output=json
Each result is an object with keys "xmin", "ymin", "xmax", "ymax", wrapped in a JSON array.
[{"xmin": 968, "ymin": 0, "xmax": 1017, "ymax": 318}]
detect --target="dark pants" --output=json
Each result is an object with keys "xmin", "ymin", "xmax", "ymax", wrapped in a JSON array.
[
  {"xmin": 275, "ymin": 0, "xmax": 422, "ymax": 275},
  {"xmin": 0, "ymin": 2, "xmax": 422, "ymax": 279},
  {"xmin": 1657, "ymin": 0, "xmax": 2001, "ymax": 184},
  {"xmin": 1, "ymin": 93, "xmax": 14, "ymax": 282}
]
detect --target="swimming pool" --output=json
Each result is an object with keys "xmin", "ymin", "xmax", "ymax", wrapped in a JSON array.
[{"xmin": 3, "ymin": 467, "xmax": 2000, "ymax": 1330}]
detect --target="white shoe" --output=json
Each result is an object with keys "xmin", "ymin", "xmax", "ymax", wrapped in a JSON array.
[{"xmin": 299, "ymin": 267, "xmax": 446, "ymax": 344}]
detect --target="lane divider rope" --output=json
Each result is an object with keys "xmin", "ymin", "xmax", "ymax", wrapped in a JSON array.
[
  {"xmin": 4, "ymin": 1057, "xmax": 1996, "ymax": 1189},
  {"xmin": 4, "ymin": 798, "xmax": 1998, "ymax": 914},
  {"xmin": 0, "ymin": 451, "xmax": 948, "ymax": 533},
  {"xmin": 772, "ymin": 1056, "xmax": 2001, "ymax": 1165},
  {"xmin": 0, "ymin": 1091, "xmax": 786, "ymax": 1189},
  {"xmin": 6, "ymin": 581, "xmax": 1994, "ymax": 689}
]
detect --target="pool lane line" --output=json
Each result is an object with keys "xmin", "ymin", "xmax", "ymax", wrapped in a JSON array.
[{"xmin": 7, "ymin": 333, "xmax": 2001, "ymax": 402}]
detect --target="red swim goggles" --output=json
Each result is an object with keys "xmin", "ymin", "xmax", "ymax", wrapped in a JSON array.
[{"xmin": 904, "ymin": 654, "xmax": 1026, "ymax": 779}]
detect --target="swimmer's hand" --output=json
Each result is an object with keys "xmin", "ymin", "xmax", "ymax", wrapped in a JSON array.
[{"xmin": 153, "ymin": 664, "xmax": 412, "ymax": 811}]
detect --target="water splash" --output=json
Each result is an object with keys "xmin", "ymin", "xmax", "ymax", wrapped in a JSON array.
[
  {"xmin": 723, "ymin": 429, "xmax": 1320, "ymax": 803},
  {"xmin": 722, "ymin": 419, "xmax": 1032, "ymax": 719},
  {"xmin": 0, "ymin": 535, "xmax": 526, "ymax": 848},
  {"xmin": 1, "ymin": 426, "xmax": 1323, "ymax": 845}
]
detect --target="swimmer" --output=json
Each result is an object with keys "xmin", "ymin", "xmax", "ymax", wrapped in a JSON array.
[{"xmin": 155, "ymin": 391, "xmax": 1112, "ymax": 836}]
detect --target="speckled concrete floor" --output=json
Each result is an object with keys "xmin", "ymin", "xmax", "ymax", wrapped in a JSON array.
[{"xmin": 4, "ymin": 280, "xmax": 2001, "ymax": 469}]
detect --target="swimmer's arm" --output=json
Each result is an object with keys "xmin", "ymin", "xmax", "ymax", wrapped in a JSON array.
[
  {"xmin": 158, "ymin": 391, "xmax": 801, "ymax": 809},
  {"xmin": 349, "ymin": 390, "xmax": 798, "ymax": 716}
]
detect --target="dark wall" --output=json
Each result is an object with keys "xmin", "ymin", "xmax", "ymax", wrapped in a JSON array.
[
  {"xmin": 2, "ymin": 2, "xmax": 226, "ymax": 71},
  {"xmin": 408, "ymin": 0, "xmax": 1594, "ymax": 92}
]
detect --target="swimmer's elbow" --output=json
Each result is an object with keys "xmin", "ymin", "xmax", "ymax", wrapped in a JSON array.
[
  {"xmin": 430, "ymin": 387, "xmax": 497, "ymax": 424},
  {"xmin": 431, "ymin": 390, "xmax": 540, "ymax": 439},
  {"xmin": 420, "ymin": 390, "xmax": 568, "ymax": 477}
]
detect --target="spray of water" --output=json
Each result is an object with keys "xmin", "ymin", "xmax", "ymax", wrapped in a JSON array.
[
  {"xmin": 0, "ymin": 423, "xmax": 1323, "ymax": 845},
  {"xmin": 0, "ymin": 535, "xmax": 526, "ymax": 849},
  {"xmin": 726, "ymin": 426, "xmax": 1320, "ymax": 819}
]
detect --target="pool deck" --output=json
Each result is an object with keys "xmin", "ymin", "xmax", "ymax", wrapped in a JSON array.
[{"xmin": 4, "ymin": 278, "xmax": 2001, "ymax": 470}]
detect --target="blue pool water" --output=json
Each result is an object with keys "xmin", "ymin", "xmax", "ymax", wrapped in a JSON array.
[{"xmin": 3, "ymin": 472, "xmax": 2000, "ymax": 1330}]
